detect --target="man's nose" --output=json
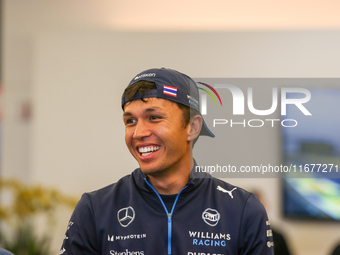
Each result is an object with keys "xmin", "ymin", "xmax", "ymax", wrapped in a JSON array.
[{"xmin": 133, "ymin": 120, "xmax": 152, "ymax": 140}]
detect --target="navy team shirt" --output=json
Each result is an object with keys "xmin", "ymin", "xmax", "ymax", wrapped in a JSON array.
[{"xmin": 60, "ymin": 168, "xmax": 274, "ymax": 255}]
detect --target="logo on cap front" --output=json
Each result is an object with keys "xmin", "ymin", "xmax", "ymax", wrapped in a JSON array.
[
  {"xmin": 163, "ymin": 85, "xmax": 177, "ymax": 97},
  {"xmin": 134, "ymin": 73, "xmax": 156, "ymax": 80}
]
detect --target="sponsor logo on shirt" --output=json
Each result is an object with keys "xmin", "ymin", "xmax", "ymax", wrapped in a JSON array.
[
  {"xmin": 202, "ymin": 208, "xmax": 220, "ymax": 227},
  {"xmin": 188, "ymin": 231, "xmax": 231, "ymax": 247},
  {"xmin": 107, "ymin": 233, "xmax": 147, "ymax": 242},
  {"xmin": 267, "ymin": 241, "xmax": 274, "ymax": 248},
  {"xmin": 110, "ymin": 249, "xmax": 144, "ymax": 255},
  {"xmin": 187, "ymin": 252, "xmax": 225, "ymax": 255},
  {"xmin": 67, "ymin": 221, "xmax": 74, "ymax": 229},
  {"xmin": 117, "ymin": 206, "xmax": 135, "ymax": 227},
  {"xmin": 267, "ymin": 229, "xmax": 273, "ymax": 237},
  {"xmin": 216, "ymin": 186, "xmax": 237, "ymax": 199},
  {"xmin": 64, "ymin": 221, "xmax": 74, "ymax": 240}
]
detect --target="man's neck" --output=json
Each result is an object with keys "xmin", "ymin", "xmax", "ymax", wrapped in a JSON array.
[{"xmin": 146, "ymin": 157, "xmax": 194, "ymax": 195}]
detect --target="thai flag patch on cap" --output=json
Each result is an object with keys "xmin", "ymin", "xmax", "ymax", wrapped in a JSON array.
[{"xmin": 163, "ymin": 85, "xmax": 177, "ymax": 97}]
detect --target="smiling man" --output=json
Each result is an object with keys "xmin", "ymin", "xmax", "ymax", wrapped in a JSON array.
[
  {"xmin": 60, "ymin": 68, "xmax": 274, "ymax": 255},
  {"xmin": 123, "ymin": 97, "xmax": 196, "ymax": 195}
]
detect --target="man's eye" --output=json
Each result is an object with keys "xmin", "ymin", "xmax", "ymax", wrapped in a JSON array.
[
  {"xmin": 125, "ymin": 119, "xmax": 137, "ymax": 125},
  {"xmin": 150, "ymin": 115, "xmax": 161, "ymax": 120}
]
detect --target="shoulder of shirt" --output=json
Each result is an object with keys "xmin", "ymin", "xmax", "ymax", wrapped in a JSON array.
[
  {"xmin": 84, "ymin": 171, "xmax": 135, "ymax": 199},
  {"xmin": 209, "ymin": 176, "xmax": 254, "ymax": 201}
]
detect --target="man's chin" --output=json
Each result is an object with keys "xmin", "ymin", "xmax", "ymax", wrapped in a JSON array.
[
  {"xmin": 140, "ymin": 167, "xmax": 166, "ymax": 177},
  {"xmin": 140, "ymin": 168, "xmax": 159, "ymax": 175}
]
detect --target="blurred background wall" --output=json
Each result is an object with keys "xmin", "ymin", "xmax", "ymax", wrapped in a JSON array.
[{"xmin": 1, "ymin": 0, "xmax": 340, "ymax": 254}]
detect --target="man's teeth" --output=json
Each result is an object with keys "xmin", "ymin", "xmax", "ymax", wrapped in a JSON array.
[{"xmin": 139, "ymin": 146, "xmax": 161, "ymax": 155}]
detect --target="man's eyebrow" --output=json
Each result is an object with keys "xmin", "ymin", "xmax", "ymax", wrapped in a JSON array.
[
  {"xmin": 123, "ymin": 106, "xmax": 163, "ymax": 117},
  {"xmin": 123, "ymin": 112, "xmax": 132, "ymax": 117},
  {"xmin": 144, "ymin": 106, "xmax": 162, "ymax": 112}
]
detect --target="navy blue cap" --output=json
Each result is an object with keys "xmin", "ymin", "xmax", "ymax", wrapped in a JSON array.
[{"xmin": 121, "ymin": 68, "xmax": 214, "ymax": 137}]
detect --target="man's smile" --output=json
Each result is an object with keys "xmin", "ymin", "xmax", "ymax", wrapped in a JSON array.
[{"xmin": 138, "ymin": 146, "xmax": 161, "ymax": 157}]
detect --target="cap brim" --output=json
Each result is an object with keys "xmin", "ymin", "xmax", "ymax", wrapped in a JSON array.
[{"xmin": 199, "ymin": 115, "xmax": 215, "ymax": 137}]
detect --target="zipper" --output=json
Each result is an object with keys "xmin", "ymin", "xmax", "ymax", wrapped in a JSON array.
[{"xmin": 144, "ymin": 178, "xmax": 188, "ymax": 255}]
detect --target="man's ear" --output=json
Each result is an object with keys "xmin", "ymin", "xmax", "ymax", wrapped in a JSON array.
[{"xmin": 188, "ymin": 115, "xmax": 203, "ymax": 141}]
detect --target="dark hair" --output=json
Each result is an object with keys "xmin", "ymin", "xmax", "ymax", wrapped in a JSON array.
[
  {"xmin": 123, "ymin": 81, "xmax": 157, "ymax": 103},
  {"xmin": 123, "ymin": 81, "xmax": 200, "ymax": 128}
]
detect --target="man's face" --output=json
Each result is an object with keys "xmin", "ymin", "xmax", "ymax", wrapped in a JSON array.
[{"xmin": 123, "ymin": 98, "xmax": 191, "ymax": 176}]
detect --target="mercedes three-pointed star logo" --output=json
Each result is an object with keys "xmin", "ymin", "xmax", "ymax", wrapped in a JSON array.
[{"xmin": 117, "ymin": 206, "xmax": 135, "ymax": 227}]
